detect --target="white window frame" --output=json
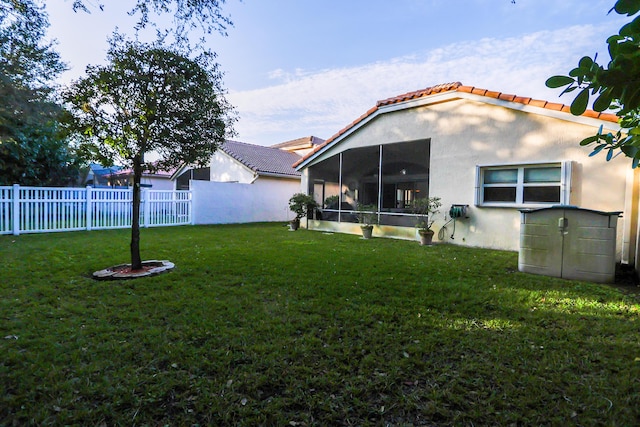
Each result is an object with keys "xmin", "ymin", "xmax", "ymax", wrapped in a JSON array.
[{"xmin": 475, "ymin": 161, "xmax": 572, "ymax": 208}]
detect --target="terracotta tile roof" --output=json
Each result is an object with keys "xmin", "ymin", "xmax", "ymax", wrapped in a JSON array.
[
  {"xmin": 375, "ymin": 82, "xmax": 463, "ymax": 107},
  {"xmin": 222, "ymin": 140, "xmax": 301, "ymax": 178},
  {"xmin": 293, "ymin": 82, "xmax": 620, "ymax": 168}
]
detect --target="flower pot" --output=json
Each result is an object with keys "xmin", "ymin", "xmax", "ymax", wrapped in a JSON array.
[
  {"xmin": 361, "ymin": 225, "xmax": 373, "ymax": 239},
  {"xmin": 418, "ymin": 229, "xmax": 434, "ymax": 245},
  {"xmin": 289, "ymin": 219, "xmax": 300, "ymax": 231}
]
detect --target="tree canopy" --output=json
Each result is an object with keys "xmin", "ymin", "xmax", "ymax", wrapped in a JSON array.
[
  {"xmin": 546, "ymin": 0, "xmax": 640, "ymax": 167},
  {"xmin": 63, "ymin": 39, "xmax": 235, "ymax": 268},
  {"xmin": 71, "ymin": 0, "xmax": 233, "ymax": 48},
  {"xmin": 0, "ymin": 0, "xmax": 80, "ymax": 185},
  {"xmin": 63, "ymin": 38, "xmax": 235, "ymax": 173}
]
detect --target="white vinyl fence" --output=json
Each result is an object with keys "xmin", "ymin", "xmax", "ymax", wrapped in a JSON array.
[{"xmin": 0, "ymin": 185, "xmax": 192, "ymax": 235}]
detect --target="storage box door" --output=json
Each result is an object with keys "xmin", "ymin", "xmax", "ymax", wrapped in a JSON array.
[
  {"xmin": 561, "ymin": 210, "xmax": 617, "ymax": 283},
  {"xmin": 519, "ymin": 209, "xmax": 564, "ymax": 277}
]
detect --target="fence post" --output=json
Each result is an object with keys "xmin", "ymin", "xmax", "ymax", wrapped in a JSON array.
[
  {"xmin": 12, "ymin": 184, "xmax": 19, "ymax": 236},
  {"xmin": 189, "ymin": 190, "xmax": 194, "ymax": 225},
  {"xmin": 86, "ymin": 185, "xmax": 92, "ymax": 231},
  {"xmin": 143, "ymin": 188, "xmax": 150, "ymax": 228},
  {"xmin": 189, "ymin": 187, "xmax": 195, "ymax": 225}
]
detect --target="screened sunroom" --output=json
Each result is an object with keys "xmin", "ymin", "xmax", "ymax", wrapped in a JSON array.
[{"xmin": 305, "ymin": 139, "xmax": 431, "ymax": 227}]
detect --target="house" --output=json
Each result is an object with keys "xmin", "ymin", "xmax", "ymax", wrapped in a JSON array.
[
  {"xmin": 84, "ymin": 163, "xmax": 122, "ymax": 187},
  {"xmin": 108, "ymin": 166, "xmax": 176, "ymax": 190},
  {"xmin": 295, "ymin": 82, "xmax": 639, "ymax": 267},
  {"xmin": 170, "ymin": 138, "xmax": 324, "ymax": 225},
  {"xmin": 171, "ymin": 138, "xmax": 324, "ymax": 189}
]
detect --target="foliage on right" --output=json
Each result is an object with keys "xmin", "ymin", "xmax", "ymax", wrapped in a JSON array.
[{"xmin": 546, "ymin": 0, "xmax": 640, "ymax": 167}]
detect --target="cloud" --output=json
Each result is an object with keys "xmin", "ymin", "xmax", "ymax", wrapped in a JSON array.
[{"xmin": 227, "ymin": 23, "xmax": 620, "ymax": 146}]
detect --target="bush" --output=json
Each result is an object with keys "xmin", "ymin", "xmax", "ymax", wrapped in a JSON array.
[{"xmin": 289, "ymin": 193, "xmax": 318, "ymax": 220}]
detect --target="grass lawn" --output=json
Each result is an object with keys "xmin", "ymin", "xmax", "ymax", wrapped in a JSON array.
[{"xmin": 1, "ymin": 223, "xmax": 639, "ymax": 426}]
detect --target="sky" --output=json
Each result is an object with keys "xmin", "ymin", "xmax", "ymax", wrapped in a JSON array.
[{"xmin": 45, "ymin": 0, "xmax": 627, "ymax": 146}]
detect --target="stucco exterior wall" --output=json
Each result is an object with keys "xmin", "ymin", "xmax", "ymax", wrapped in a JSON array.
[
  {"xmin": 141, "ymin": 176, "xmax": 174, "ymax": 191},
  {"xmin": 208, "ymin": 151, "xmax": 256, "ymax": 183},
  {"xmin": 301, "ymin": 96, "xmax": 638, "ymax": 261},
  {"xmin": 192, "ymin": 176, "xmax": 300, "ymax": 224}
]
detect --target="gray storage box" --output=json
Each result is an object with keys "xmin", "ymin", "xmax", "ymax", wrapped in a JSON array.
[{"xmin": 519, "ymin": 206, "xmax": 621, "ymax": 283}]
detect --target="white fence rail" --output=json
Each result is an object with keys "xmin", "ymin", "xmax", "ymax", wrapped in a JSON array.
[{"xmin": 0, "ymin": 185, "xmax": 192, "ymax": 235}]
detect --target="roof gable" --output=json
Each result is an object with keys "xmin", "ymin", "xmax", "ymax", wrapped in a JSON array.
[
  {"xmin": 294, "ymin": 82, "xmax": 620, "ymax": 169},
  {"xmin": 270, "ymin": 135, "xmax": 325, "ymax": 150}
]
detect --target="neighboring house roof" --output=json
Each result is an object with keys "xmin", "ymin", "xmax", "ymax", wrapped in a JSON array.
[
  {"xmin": 270, "ymin": 135, "xmax": 325, "ymax": 151},
  {"xmin": 221, "ymin": 140, "xmax": 301, "ymax": 178},
  {"xmin": 112, "ymin": 166, "xmax": 176, "ymax": 179},
  {"xmin": 88, "ymin": 163, "xmax": 121, "ymax": 176},
  {"xmin": 294, "ymin": 82, "xmax": 620, "ymax": 169}
]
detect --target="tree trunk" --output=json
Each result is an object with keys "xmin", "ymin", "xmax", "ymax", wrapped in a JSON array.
[{"xmin": 130, "ymin": 154, "xmax": 143, "ymax": 270}]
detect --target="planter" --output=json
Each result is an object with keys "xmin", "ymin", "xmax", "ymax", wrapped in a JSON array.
[
  {"xmin": 289, "ymin": 219, "xmax": 300, "ymax": 231},
  {"xmin": 361, "ymin": 225, "xmax": 374, "ymax": 239},
  {"xmin": 418, "ymin": 229, "xmax": 435, "ymax": 246},
  {"xmin": 93, "ymin": 260, "xmax": 175, "ymax": 280}
]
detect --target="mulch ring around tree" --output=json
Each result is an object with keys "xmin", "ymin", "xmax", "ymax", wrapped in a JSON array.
[{"xmin": 92, "ymin": 260, "xmax": 174, "ymax": 280}]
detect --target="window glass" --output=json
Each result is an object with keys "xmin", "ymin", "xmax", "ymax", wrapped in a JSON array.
[
  {"xmin": 483, "ymin": 187, "xmax": 517, "ymax": 202},
  {"xmin": 523, "ymin": 186, "xmax": 560, "ymax": 203},
  {"xmin": 484, "ymin": 169, "xmax": 517, "ymax": 184},
  {"xmin": 524, "ymin": 167, "xmax": 561, "ymax": 183}
]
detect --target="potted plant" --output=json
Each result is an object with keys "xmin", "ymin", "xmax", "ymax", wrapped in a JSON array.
[
  {"xmin": 356, "ymin": 203, "xmax": 378, "ymax": 239},
  {"xmin": 412, "ymin": 196, "xmax": 442, "ymax": 245},
  {"xmin": 324, "ymin": 194, "xmax": 339, "ymax": 209},
  {"xmin": 288, "ymin": 193, "xmax": 318, "ymax": 231}
]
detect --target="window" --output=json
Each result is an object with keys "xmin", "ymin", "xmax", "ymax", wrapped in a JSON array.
[
  {"xmin": 175, "ymin": 167, "xmax": 211, "ymax": 190},
  {"xmin": 476, "ymin": 162, "xmax": 571, "ymax": 207}
]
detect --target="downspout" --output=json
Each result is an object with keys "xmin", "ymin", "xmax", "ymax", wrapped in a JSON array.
[
  {"xmin": 622, "ymin": 166, "xmax": 640, "ymax": 266},
  {"xmin": 377, "ymin": 145, "xmax": 383, "ymax": 224},
  {"xmin": 338, "ymin": 152, "xmax": 343, "ymax": 223}
]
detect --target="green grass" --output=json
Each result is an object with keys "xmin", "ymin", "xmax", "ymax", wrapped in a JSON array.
[{"xmin": 1, "ymin": 223, "xmax": 639, "ymax": 426}]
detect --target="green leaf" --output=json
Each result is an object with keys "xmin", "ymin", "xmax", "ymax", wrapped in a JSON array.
[
  {"xmin": 593, "ymin": 90, "xmax": 614, "ymax": 112},
  {"xmin": 615, "ymin": 0, "xmax": 640, "ymax": 16},
  {"xmin": 545, "ymin": 75, "xmax": 574, "ymax": 88},
  {"xmin": 569, "ymin": 67, "xmax": 583, "ymax": 78},
  {"xmin": 571, "ymin": 88, "xmax": 590, "ymax": 115},
  {"xmin": 620, "ymin": 15, "xmax": 640, "ymax": 36},
  {"xmin": 606, "ymin": 148, "xmax": 614, "ymax": 161},
  {"xmin": 580, "ymin": 134, "xmax": 600, "ymax": 146},
  {"xmin": 623, "ymin": 85, "xmax": 640, "ymax": 111},
  {"xmin": 589, "ymin": 144, "xmax": 606, "ymax": 157},
  {"xmin": 622, "ymin": 144, "xmax": 640, "ymax": 158},
  {"xmin": 578, "ymin": 56, "xmax": 594, "ymax": 69}
]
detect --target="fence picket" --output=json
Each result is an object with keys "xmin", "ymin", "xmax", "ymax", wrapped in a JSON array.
[{"xmin": 0, "ymin": 185, "xmax": 191, "ymax": 235}]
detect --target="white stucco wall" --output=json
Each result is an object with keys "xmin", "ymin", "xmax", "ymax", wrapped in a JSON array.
[
  {"xmin": 142, "ymin": 176, "xmax": 174, "ymax": 191},
  {"xmin": 191, "ymin": 177, "xmax": 301, "ymax": 224},
  {"xmin": 301, "ymin": 95, "xmax": 639, "ymax": 261},
  {"xmin": 208, "ymin": 151, "xmax": 256, "ymax": 183}
]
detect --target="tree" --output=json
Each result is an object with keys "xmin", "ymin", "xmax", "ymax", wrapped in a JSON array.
[
  {"xmin": 0, "ymin": 0, "xmax": 80, "ymax": 185},
  {"xmin": 71, "ymin": 0, "xmax": 233, "ymax": 47},
  {"xmin": 546, "ymin": 0, "xmax": 640, "ymax": 167},
  {"xmin": 63, "ymin": 38, "xmax": 235, "ymax": 269}
]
